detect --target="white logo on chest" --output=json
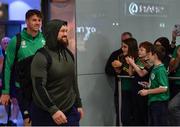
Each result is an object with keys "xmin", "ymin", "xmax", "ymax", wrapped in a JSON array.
[
  {"xmin": 41, "ymin": 39, "xmax": 45, "ymax": 45},
  {"xmin": 151, "ymin": 73, "xmax": 155, "ymax": 80},
  {"xmin": 21, "ymin": 41, "xmax": 27, "ymax": 48}
]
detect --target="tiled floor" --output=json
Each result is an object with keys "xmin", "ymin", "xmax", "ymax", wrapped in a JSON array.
[{"xmin": 0, "ymin": 104, "xmax": 23, "ymax": 126}]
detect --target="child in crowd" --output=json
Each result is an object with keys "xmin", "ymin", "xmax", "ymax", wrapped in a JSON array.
[
  {"xmin": 105, "ymin": 32, "xmax": 132, "ymax": 126},
  {"xmin": 138, "ymin": 45, "xmax": 169, "ymax": 126},
  {"xmin": 127, "ymin": 41, "xmax": 153, "ymax": 125},
  {"xmin": 111, "ymin": 38, "xmax": 138, "ymax": 126},
  {"xmin": 154, "ymin": 37, "xmax": 171, "ymax": 69}
]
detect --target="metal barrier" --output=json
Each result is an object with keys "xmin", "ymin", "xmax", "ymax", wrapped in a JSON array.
[
  {"xmin": 168, "ymin": 77, "xmax": 180, "ymax": 80},
  {"xmin": 117, "ymin": 75, "xmax": 180, "ymax": 80},
  {"xmin": 117, "ymin": 75, "xmax": 180, "ymax": 125}
]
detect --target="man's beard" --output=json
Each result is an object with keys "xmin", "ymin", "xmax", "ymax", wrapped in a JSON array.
[{"xmin": 57, "ymin": 38, "xmax": 69, "ymax": 48}]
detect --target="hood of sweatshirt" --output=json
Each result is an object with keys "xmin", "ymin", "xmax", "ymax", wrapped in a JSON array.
[{"xmin": 44, "ymin": 19, "xmax": 67, "ymax": 51}]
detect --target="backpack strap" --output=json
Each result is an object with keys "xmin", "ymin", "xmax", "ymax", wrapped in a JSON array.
[
  {"xmin": 9, "ymin": 33, "xmax": 21, "ymax": 83},
  {"xmin": 14, "ymin": 33, "xmax": 21, "ymax": 63},
  {"xmin": 66, "ymin": 48, "xmax": 74, "ymax": 62},
  {"xmin": 37, "ymin": 47, "xmax": 52, "ymax": 70}
]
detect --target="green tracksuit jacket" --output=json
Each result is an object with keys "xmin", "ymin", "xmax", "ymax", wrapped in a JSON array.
[{"xmin": 2, "ymin": 28, "xmax": 45, "ymax": 94}]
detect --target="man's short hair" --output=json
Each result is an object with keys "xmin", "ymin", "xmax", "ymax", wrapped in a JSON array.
[
  {"xmin": 1, "ymin": 37, "xmax": 10, "ymax": 45},
  {"xmin": 139, "ymin": 41, "xmax": 153, "ymax": 53},
  {"xmin": 151, "ymin": 45, "xmax": 166, "ymax": 62},
  {"xmin": 25, "ymin": 9, "xmax": 42, "ymax": 20},
  {"xmin": 122, "ymin": 32, "xmax": 133, "ymax": 38}
]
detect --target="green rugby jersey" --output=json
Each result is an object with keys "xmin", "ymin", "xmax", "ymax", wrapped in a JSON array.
[{"xmin": 148, "ymin": 64, "xmax": 169, "ymax": 105}]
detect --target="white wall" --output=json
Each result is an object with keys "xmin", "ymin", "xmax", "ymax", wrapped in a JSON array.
[{"xmin": 76, "ymin": 0, "xmax": 180, "ymax": 125}]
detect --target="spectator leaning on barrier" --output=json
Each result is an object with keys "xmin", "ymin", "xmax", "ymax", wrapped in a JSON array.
[
  {"xmin": 127, "ymin": 41, "xmax": 153, "ymax": 126},
  {"xmin": 110, "ymin": 38, "xmax": 138, "ymax": 126},
  {"xmin": 105, "ymin": 32, "xmax": 132, "ymax": 126}
]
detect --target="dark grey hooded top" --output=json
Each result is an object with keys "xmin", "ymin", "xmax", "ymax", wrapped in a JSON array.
[{"xmin": 31, "ymin": 19, "xmax": 82, "ymax": 116}]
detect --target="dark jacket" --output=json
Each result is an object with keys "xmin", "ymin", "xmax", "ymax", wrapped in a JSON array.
[
  {"xmin": 105, "ymin": 49, "xmax": 122, "ymax": 95},
  {"xmin": 31, "ymin": 19, "xmax": 82, "ymax": 116},
  {"xmin": 105, "ymin": 49, "xmax": 122, "ymax": 76}
]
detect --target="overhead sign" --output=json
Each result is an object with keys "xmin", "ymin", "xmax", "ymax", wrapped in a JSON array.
[{"xmin": 126, "ymin": 1, "xmax": 167, "ymax": 17}]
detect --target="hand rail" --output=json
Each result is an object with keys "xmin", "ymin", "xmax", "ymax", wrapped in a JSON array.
[
  {"xmin": 116, "ymin": 75, "xmax": 180, "ymax": 125},
  {"xmin": 117, "ymin": 75, "xmax": 180, "ymax": 80}
]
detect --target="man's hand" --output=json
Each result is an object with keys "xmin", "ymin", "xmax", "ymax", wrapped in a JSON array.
[
  {"xmin": 177, "ymin": 48, "xmax": 180, "ymax": 59},
  {"xmin": 77, "ymin": 107, "xmax": 84, "ymax": 119},
  {"xmin": 172, "ymin": 30, "xmax": 177, "ymax": 42},
  {"xmin": 24, "ymin": 117, "xmax": 31, "ymax": 126},
  {"xmin": 138, "ymin": 89, "xmax": 149, "ymax": 96},
  {"xmin": 112, "ymin": 60, "xmax": 122, "ymax": 73},
  {"xmin": 111, "ymin": 60, "xmax": 122, "ymax": 68},
  {"xmin": 126, "ymin": 57, "xmax": 134, "ymax": 65},
  {"xmin": 52, "ymin": 110, "xmax": 67, "ymax": 125},
  {"xmin": 138, "ymin": 81, "xmax": 149, "ymax": 88},
  {"xmin": 0, "ymin": 94, "xmax": 10, "ymax": 105}
]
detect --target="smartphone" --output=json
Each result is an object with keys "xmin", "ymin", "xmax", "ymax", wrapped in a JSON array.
[
  {"xmin": 174, "ymin": 24, "xmax": 180, "ymax": 36},
  {"xmin": 138, "ymin": 81, "xmax": 149, "ymax": 88}
]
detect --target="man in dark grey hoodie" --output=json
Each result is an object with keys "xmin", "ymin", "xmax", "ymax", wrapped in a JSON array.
[{"xmin": 31, "ymin": 19, "xmax": 83, "ymax": 126}]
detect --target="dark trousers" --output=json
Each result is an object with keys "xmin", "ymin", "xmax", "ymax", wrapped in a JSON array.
[
  {"xmin": 15, "ymin": 88, "xmax": 31, "ymax": 119},
  {"xmin": 169, "ymin": 84, "xmax": 180, "ymax": 100},
  {"xmin": 148, "ymin": 101, "xmax": 168, "ymax": 126},
  {"xmin": 121, "ymin": 91, "xmax": 133, "ymax": 126},
  {"xmin": 114, "ymin": 80, "xmax": 120, "ymax": 126},
  {"xmin": 131, "ymin": 82, "xmax": 148, "ymax": 126},
  {"xmin": 132, "ymin": 93, "xmax": 148, "ymax": 125},
  {"xmin": 168, "ymin": 92, "xmax": 180, "ymax": 125},
  {"xmin": 31, "ymin": 102, "xmax": 80, "ymax": 126},
  {"xmin": 114, "ymin": 94, "xmax": 119, "ymax": 126}
]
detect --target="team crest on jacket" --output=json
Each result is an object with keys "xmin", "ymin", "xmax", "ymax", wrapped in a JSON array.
[
  {"xmin": 151, "ymin": 73, "xmax": 155, "ymax": 80},
  {"xmin": 41, "ymin": 39, "xmax": 45, "ymax": 45},
  {"xmin": 21, "ymin": 41, "xmax": 27, "ymax": 48}
]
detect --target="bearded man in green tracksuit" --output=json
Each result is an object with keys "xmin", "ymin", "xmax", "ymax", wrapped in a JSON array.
[{"xmin": 0, "ymin": 9, "xmax": 45, "ymax": 126}]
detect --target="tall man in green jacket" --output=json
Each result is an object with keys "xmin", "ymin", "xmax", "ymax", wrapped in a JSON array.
[{"xmin": 0, "ymin": 9, "xmax": 45, "ymax": 126}]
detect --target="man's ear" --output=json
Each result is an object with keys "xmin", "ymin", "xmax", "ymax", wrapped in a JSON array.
[
  {"xmin": 154, "ymin": 53, "xmax": 158, "ymax": 60},
  {"xmin": 25, "ymin": 19, "xmax": 28, "ymax": 26},
  {"xmin": 145, "ymin": 52, "xmax": 150, "ymax": 60}
]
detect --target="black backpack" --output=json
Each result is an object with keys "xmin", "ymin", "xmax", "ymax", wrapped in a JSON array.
[
  {"xmin": 2, "ymin": 33, "xmax": 52, "ymax": 101},
  {"xmin": 3, "ymin": 33, "xmax": 74, "ymax": 101},
  {"xmin": 12, "ymin": 34, "xmax": 74, "ymax": 100}
]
